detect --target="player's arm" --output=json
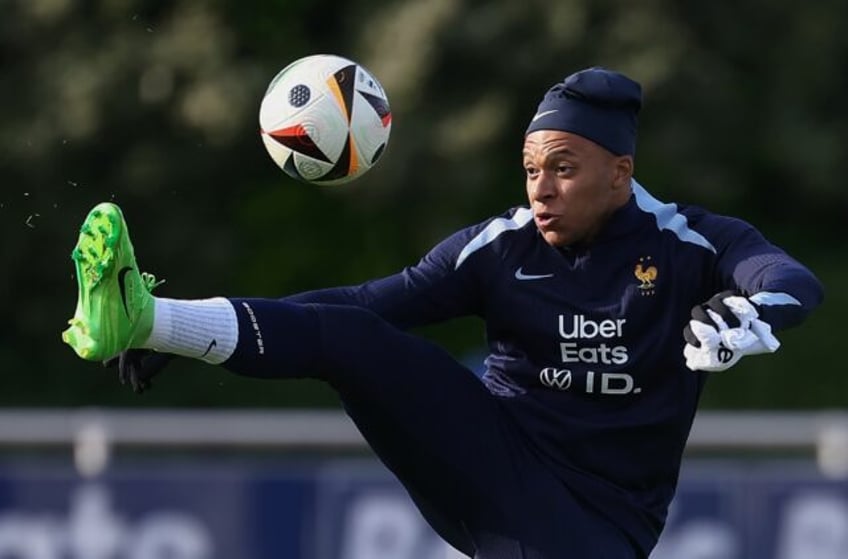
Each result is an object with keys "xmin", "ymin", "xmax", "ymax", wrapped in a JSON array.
[
  {"xmin": 683, "ymin": 216, "xmax": 823, "ymax": 371},
  {"xmin": 711, "ymin": 219, "xmax": 823, "ymax": 330},
  {"xmin": 281, "ymin": 226, "xmax": 489, "ymax": 329}
]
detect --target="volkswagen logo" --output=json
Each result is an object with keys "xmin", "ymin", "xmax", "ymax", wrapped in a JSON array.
[{"xmin": 539, "ymin": 368, "xmax": 572, "ymax": 390}]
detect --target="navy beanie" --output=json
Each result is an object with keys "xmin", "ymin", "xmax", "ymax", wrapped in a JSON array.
[{"xmin": 525, "ymin": 67, "xmax": 642, "ymax": 156}]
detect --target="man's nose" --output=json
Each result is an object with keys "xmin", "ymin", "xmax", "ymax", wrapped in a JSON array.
[{"xmin": 530, "ymin": 173, "xmax": 556, "ymax": 201}]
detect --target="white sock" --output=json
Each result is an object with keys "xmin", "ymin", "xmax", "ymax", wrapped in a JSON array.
[{"xmin": 143, "ymin": 297, "xmax": 239, "ymax": 364}]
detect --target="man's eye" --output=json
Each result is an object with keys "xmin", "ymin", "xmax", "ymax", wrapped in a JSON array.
[
  {"xmin": 525, "ymin": 167, "xmax": 540, "ymax": 178},
  {"xmin": 557, "ymin": 165, "xmax": 573, "ymax": 174}
]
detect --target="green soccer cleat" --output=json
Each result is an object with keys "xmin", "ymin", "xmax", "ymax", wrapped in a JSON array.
[{"xmin": 62, "ymin": 202, "xmax": 162, "ymax": 361}]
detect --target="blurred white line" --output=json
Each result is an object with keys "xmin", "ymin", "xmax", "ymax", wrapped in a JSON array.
[{"xmin": 0, "ymin": 409, "xmax": 845, "ymax": 452}]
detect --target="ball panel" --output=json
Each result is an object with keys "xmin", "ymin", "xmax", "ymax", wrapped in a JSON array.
[
  {"xmin": 357, "ymin": 90, "xmax": 392, "ymax": 127},
  {"xmin": 292, "ymin": 154, "xmax": 331, "ymax": 181},
  {"xmin": 348, "ymin": 91, "xmax": 391, "ymax": 168},
  {"xmin": 265, "ymin": 123, "xmax": 331, "ymax": 163},
  {"xmin": 326, "ymin": 64, "xmax": 357, "ymax": 123},
  {"xmin": 281, "ymin": 153, "xmax": 304, "ymax": 181},
  {"xmin": 370, "ymin": 143, "xmax": 386, "ymax": 165},
  {"xmin": 260, "ymin": 132, "xmax": 293, "ymax": 169},
  {"xmin": 313, "ymin": 135, "xmax": 356, "ymax": 184}
]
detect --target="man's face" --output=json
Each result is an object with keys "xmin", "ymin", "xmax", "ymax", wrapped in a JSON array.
[{"xmin": 523, "ymin": 130, "xmax": 632, "ymax": 247}]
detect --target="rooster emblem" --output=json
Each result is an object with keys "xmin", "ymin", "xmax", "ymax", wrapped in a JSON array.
[{"xmin": 634, "ymin": 256, "xmax": 657, "ymax": 293}]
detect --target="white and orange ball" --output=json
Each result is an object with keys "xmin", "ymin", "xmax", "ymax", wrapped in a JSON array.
[{"xmin": 259, "ymin": 54, "xmax": 392, "ymax": 185}]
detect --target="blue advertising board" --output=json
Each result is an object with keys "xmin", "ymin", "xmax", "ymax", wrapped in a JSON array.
[{"xmin": 0, "ymin": 458, "xmax": 845, "ymax": 558}]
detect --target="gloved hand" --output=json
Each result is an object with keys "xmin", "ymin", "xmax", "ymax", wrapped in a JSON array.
[
  {"xmin": 683, "ymin": 290, "xmax": 780, "ymax": 372},
  {"xmin": 103, "ymin": 349, "xmax": 175, "ymax": 394}
]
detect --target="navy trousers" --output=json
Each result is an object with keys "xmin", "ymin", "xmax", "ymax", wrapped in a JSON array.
[{"xmin": 224, "ymin": 299, "xmax": 639, "ymax": 559}]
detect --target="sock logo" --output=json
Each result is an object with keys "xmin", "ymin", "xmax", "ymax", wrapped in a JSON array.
[
  {"xmin": 241, "ymin": 302, "xmax": 265, "ymax": 355},
  {"xmin": 117, "ymin": 267, "xmax": 133, "ymax": 318},
  {"xmin": 200, "ymin": 339, "xmax": 217, "ymax": 359}
]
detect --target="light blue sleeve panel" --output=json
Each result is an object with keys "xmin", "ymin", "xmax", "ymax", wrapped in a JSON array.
[{"xmin": 280, "ymin": 208, "xmax": 531, "ymax": 329}]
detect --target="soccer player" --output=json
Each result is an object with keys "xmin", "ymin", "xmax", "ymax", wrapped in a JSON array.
[{"xmin": 62, "ymin": 67, "xmax": 823, "ymax": 559}]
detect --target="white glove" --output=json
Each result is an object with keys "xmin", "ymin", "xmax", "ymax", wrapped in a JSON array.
[{"xmin": 683, "ymin": 291, "xmax": 780, "ymax": 372}]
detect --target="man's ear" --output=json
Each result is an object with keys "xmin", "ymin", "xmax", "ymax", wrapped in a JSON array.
[{"xmin": 613, "ymin": 156, "xmax": 634, "ymax": 189}]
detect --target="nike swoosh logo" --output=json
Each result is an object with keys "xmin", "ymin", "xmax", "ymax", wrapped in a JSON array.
[
  {"xmin": 200, "ymin": 339, "xmax": 217, "ymax": 359},
  {"xmin": 531, "ymin": 109, "xmax": 558, "ymax": 122},
  {"xmin": 515, "ymin": 267, "xmax": 554, "ymax": 281},
  {"xmin": 118, "ymin": 266, "xmax": 133, "ymax": 318}
]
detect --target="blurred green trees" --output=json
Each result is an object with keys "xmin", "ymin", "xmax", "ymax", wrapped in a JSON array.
[{"xmin": 1, "ymin": 0, "xmax": 844, "ymax": 408}]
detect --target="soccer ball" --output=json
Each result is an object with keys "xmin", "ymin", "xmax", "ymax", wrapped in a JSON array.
[{"xmin": 259, "ymin": 54, "xmax": 392, "ymax": 185}]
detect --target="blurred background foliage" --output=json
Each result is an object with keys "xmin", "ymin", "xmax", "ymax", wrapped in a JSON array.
[{"xmin": 1, "ymin": 0, "xmax": 844, "ymax": 409}]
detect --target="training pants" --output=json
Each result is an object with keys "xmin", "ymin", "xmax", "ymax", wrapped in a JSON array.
[{"xmin": 223, "ymin": 299, "xmax": 640, "ymax": 559}]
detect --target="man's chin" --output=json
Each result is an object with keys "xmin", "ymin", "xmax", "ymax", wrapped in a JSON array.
[{"xmin": 542, "ymin": 231, "xmax": 572, "ymax": 248}]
